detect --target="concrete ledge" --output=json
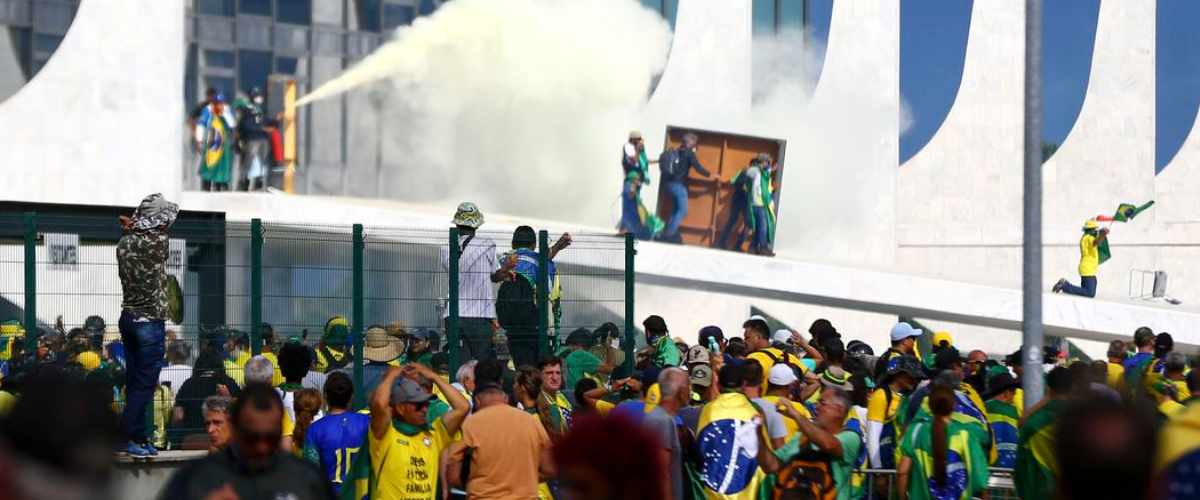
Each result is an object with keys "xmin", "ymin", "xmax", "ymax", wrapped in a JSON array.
[{"xmin": 115, "ymin": 450, "xmax": 206, "ymax": 500}]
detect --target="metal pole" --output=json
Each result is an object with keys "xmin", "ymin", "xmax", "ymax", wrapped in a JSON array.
[
  {"xmin": 352, "ymin": 224, "xmax": 365, "ymax": 408},
  {"xmin": 250, "ymin": 219, "xmax": 263, "ymax": 356},
  {"xmin": 537, "ymin": 230, "xmax": 550, "ymax": 356},
  {"xmin": 448, "ymin": 227, "xmax": 460, "ymax": 374},
  {"xmin": 1021, "ymin": 0, "xmax": 1045, "ymax": 408},
  {"xmin": 23, "ymin": 213, "xmax": 36, "ymax": 352},
  {"xmin": 624, "ymin": 233, "xmax": 636, "ymax": 374}
]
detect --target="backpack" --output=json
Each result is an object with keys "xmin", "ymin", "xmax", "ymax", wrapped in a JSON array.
[
  {"xmin": 772, "ymin": 436, "xmax": 837, "ymax": 500},
  {"xmin": 496, "ymin": 277, "xmax": 538, "ymax": 332},
  {"xmin": 659, "ymin": 148, "xmax": 684, "ymax": 178}
]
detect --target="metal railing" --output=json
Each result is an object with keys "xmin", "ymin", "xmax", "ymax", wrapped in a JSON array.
[
  {"xmin": 1, "ymin": 210, "xmax": 635, "ymax": 448},
  {"xmin": 858, "ymin": 467, "xmax": 1018, "ymax": 500}
]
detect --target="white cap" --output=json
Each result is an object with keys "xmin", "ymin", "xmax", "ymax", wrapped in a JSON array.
[
  {"xmin": 768, "ymin": 364, "xmax": 797, "ymax": 385},
  {"xmin": 772, "ymin": 329, "xmax": 792, "ymax": 344}
]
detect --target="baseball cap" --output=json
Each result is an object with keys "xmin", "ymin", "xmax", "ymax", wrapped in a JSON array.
[
  {"xmin": 690, "ymin": 364, "xmax": 713, "ymax": 387},
  {"xmin": 390, "ymin": 378, "xmax": 434, "ymax": 405},
  {"xmin": 890, "ymin": 322, "xmax": 922, "ymax": 342},
  {"xmin": 1155, "ymin": 332, "xmax": 1175, "ymax": 357},
  {"xmin": 1005, "ymin": 349, "xmax": 1024, "ymax": 367},
  {"xmin": 771, "ymin": 329, "xmax": 793, "ymax": 345},
  {"xmin": 718, "ymin": 364, "xmax": 744, "ymax": 389},
  {"xmin": 698, "ymin": 326, "xmax": 724, "ymax": 347},
  {"xmin": 984, "ymin": 372, "xmax": 1021, "ymax": 400},
  {"xmin": 932, "ymin": 331, "xmax": 953, "ymax": 349},
  {"xmin": 686, "ymin": 345, "xmax": 710, "ymax": 365},
  {"xmin": 409, "ymin": 328, "xmax": 430, "ymax": 340},
  {"xmin": 768, "ymin": 364, "xmax": 797, "ymax": 386}
]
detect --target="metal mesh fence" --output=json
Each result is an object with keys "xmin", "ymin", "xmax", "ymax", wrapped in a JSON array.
[{"xmin": 0, "ymin": 210, "xmax": 634, "ymax": 450}]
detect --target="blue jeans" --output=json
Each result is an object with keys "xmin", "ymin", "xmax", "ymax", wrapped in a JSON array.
[
  {"xmin": 1062, "ymin": 276, "xmax": 1097, "ymax": 297},
  {"xmin": 664, "ymin": 182, "xmax": 689, "ymax": 237},
  {"xmin": 118, "ymin": 310, "xmax": 166, "ymax": 442},
  {"xmin": 751, "ymin": 206, "xmax": 769, "ymax": 252},
  {"xmin": 718, "ymin": 198, "xmax": 748, "ymax": 249}
]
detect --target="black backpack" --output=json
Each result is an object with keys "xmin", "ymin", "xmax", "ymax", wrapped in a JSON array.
[
  {"xmin": 772, "ymin": 436, "xmax": 839, "ymax": 500},
  {"xmin": 496, "ymin": 278, "xmax": 538, "ymax": 331},
  {"xmin": 659, "ymin": 148, "xmax": 684, "ymax": 178}
]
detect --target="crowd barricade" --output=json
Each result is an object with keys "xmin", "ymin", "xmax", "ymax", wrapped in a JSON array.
[
  {"xmin": 859, "ymin": 467, "xmax": 1018, "ymax": 500},
  {"xmin": 2, "ymin": 209, "xmax": 636, "ymax": 448}
]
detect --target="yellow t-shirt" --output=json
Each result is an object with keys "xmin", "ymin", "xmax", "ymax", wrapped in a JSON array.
[
  {"xmin": 595, "ymin": 399, "xmax": 614, "ymax": 416},
  {"xmin": 1014, "ymin": 388, "xmax": 1024, "ymax": 418},
  {"xmin": 867, "ymin": 388, "xmax": 900, "ymax": 423},
  {"xmin": 762, "ymin": 395, "xmax": 811, "ymax": 442},
  {"xmin": 282, "ymin": 408, "xmax": 295, "ymax": 437},
  {"xmin": 262, "ymin": 352, "xmax": 284, "ymax": 386},
  {"xmin": 747, "ymin": 348, "xmax": 806, "ymax": 393},
  {"xmin": 1079, "ymin": 233, "xmax": 1099, "ymax": 277},
  {"xmin": 224, "ymin": 351, "xmax": 251, "ymax": 386},
  {"xmin": 370, "ymin": 419, "xmax": 453, "ymax": 500},
  {"xmin": 0, "ymin": 390, "xmax": 17, "ymax": 419},
  {"xmin": 1106, "ymin": 362, "xmax": 1125, "ymax": 389}
]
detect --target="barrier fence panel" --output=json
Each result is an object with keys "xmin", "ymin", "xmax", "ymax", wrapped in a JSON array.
[
  {"xmin": 0, "ymin": 210, "xmax": 634, "ymax": 450},
  {"xmin": 860, "ymin": 468, "xmax": 1019, "ymax": 500}
]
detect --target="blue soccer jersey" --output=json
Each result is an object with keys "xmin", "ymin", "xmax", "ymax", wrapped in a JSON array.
[{"xmin": 302, "ymin": 411, "xmax": 370, "ymax": 494}]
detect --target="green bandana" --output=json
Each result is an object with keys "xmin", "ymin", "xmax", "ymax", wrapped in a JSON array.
[{"xmin": 392, "ymin": 419, "xmax": 430, "ymax": 437}]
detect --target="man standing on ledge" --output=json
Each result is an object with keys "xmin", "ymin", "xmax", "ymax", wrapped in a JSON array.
[
  {"xmin": 659, "ymin": 132, "xmax": 714, "ymax": 243},
  {"xmin": 117, "ymin": 193, "xmax": 178, "ymax": 458},
  {"xmin": 1052, "ymin": 219, "xmax": 1108, "ymax": 298},
  {"xmin": 440, "ymin": 202, "xmax": 517, "ymax": 362}
]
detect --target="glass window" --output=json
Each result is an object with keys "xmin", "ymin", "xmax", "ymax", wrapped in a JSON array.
[
  {"xmin": 383, "ymin": 4, "xmax": 414, "ymax": 30},
  {"xmin": 275, "ymin": 0, "xmax": 311, "ymax": 24},
  {"xmin": 33, "ymin": 33, "xmax": 62, "ymax": 53},
  {"xmin": 418, "ymin": 0, "xmax": 435, "ymax": 16},
  {"xmin": 355, "ymin": 0, "xmax": 382, "ymax": 32},
  {"xmin": 276, "ymin": 56, "xmax": 298, "ymax": 74},
  {"xmin": 779, "ymin": 0, "xmax": 804, "ymax": 31},
  {"xmin": 666, "ymin": 0, "xmax": 679, "ymax": 27},
  {"xmin": 10, "ymin": 27, "xmax": 31, "ymax": 80},
  {"xmin": 639, "ymin": 0, "xmax": 664, "ymax": 14},
  {"xmin": 752, "ymin": 0, "xmax": 777, "ymax": 35},
  {"xmin": 196, "ymin": 0, "xmax": 234, "ymax": 16},
  {"xmin": 238, "ymin": 49, "xmax": 273, "ymax": 95},
  {"xmin": 204, "ymin": 49, "xmax": 236, "ymax": 68},
  {"xmin": 240, "ymin": 0, "xmax": 271, "ymax": 16},
  {"xmin": 204, "ymin": 75, "xmax": 236, "ymax": 96}
]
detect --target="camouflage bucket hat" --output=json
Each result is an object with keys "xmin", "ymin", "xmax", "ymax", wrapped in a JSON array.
[
  {"xmin": 131, "ymin": 193, "xmax": 179, "ymax": 232},
  {"xmin": 452, "ymin": 202, "xmax": 485, "ymax": 228}
]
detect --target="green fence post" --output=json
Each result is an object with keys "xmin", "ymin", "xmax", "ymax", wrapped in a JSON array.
[
  {"xmin": 23, "ymin": 212, "xmax": 36, "ymax": 352},
  {"xmin": 624, "ymin": 233, "xmax": 635, "ymax": 374},
  {"xmin": 448, "ymin": 227, "xmax": 460, "ymax": 374},
  {"xmin": 352, "ymin": 224, "xmax": 365, "ymax": 409},
  {"xmin": 537, "ymin": 230, "xmax": 550, "ymax": 356},
  {"xmin": 250, "ymin": 219, "xmax": 263, "ymax": 356}
]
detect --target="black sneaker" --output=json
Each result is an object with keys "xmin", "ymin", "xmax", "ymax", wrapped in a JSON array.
[{"xmin": 1052, "ymin": 278, "xmax": 1067, "ymax": 293}]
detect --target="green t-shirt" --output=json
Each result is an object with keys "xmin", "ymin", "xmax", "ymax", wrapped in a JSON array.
[
  {"xmin": 651, "ymin": 335, "xmax": 681, "ymax": 367},
  {"xmin": 899, "ymin": 419, "xmax": 990, "ymax": 500},
  {"xmin": 773, "ymin": 429, "xmax": 862, "ymax": 500},
  {"xmin": 564, "ymin": 349, "xmax": 602, "ymax": 390}
]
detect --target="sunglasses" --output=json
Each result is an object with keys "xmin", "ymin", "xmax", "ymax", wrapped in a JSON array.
[{"xmin": 405, "ymin": 400, "xmax": 431, "ymax": 410}]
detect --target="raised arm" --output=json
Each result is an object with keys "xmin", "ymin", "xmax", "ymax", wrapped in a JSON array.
[
  {"xmin": 371, "ymin": 366, "xmax": 403, "ymax": 439},
  {"xmin": 782, "ymin": 404, "xmax": 843, "ymax": 458}
]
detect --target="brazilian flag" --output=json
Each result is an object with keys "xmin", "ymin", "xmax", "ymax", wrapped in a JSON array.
[
  {"xmin": 697, "ymin": 393, "xmax": 764, "ymax": 500},
  {"xmin": 1015, "ymin": 399, "xmax": 1065, "ymax": 500},
  {"xmin": 1156, "ymin": 399, "xmax": 1200, "ymax": 491},
  {"xmin": 1113, "ymin": 201, "xmax": 1155, "ymax": 223},
  {"xmin": 199, "ymin": 112, "xmax": 234, "ymax": 184}
]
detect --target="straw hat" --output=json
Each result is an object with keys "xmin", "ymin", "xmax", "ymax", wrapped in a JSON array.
[{"xmin": 363, "ymin": 325, "xmax": 406, "ymax": 363}]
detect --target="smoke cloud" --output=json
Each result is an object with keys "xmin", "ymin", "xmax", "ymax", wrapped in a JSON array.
[{"xmin": 299, "ymin": 0, "xmax": 672, "ymax": 226}]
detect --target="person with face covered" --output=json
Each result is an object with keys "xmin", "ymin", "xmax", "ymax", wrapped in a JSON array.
[
  {"xmin": 866, "ymin": 355, "xmax": 924, "ymax": 473},
  {"xmin": 235, "ymin": 87, "xmax": 275, "ymax": 191},
  {"xmin": 116, "ymin": 194, "xmax": 179, "ymax": 459}
]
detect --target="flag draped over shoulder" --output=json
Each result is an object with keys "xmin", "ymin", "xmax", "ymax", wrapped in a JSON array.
[
  {"xmin": 199, "ymin": 110, "xmax": 234, "ymax": 184},
  {"xmin": 1156, "ymin": 399, "xmax": 1200, "ymax": 491},
  {"xmin": 1015, "ymin": 399, "xmax": 1064, "ymax": 500},
  {"xmin": 697, "ymin": 393, "xmax": 763, "ymax": 500}
]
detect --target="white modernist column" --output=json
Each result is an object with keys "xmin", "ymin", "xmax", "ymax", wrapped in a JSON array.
[
  {"xmin": 899, "ymin": 1, "xmax": 1025, "ymax": 236},
  {"xmin": 0, "ymin": 0, "xmax": 185, "ymax": 205},
  {"xmin": 1042, "ymin": 0, "xmax": 1155, "ymax": 227},
  {"xmin": 1155, "ymin": 93, "xmax": 1200, "ymax": 223},
  {"xmin": 788, "ymin": 0, "xmax": 899, "ymax": 264},
  {"xmin": 643, "ymin": 0, "xmax": 752, "ymax": 126}
]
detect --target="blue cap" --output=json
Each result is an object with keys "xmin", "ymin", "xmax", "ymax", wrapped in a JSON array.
[
  {"xmin": 890, "ymin": 322, "xmax": 922, "ymax": 342},
  {"xmin": 214, "ymin": 93, "xmax": 227, "ymax": 104},
  {"xmin": 409, "ymin": 327, "xmax": 429, "ymax": 340}
]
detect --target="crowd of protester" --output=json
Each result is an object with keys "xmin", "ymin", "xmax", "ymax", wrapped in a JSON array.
[
  {"xmin": 1, "ymin": 196, "xmax": 1200, "ymax": 500},
  {"xmin": 189, "ymin": 86, "xmax": 283, "ymax": 192}
]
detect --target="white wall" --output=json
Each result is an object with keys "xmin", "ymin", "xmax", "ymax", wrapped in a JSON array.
[{"xmin": 0, "ymin": 0, "xmax": 185, "ymax": 206}]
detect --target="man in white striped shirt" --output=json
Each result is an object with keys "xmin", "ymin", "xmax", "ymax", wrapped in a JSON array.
[{"xmin": 439, "ymin": 202, "xmax": 517, "ymax": 362}]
